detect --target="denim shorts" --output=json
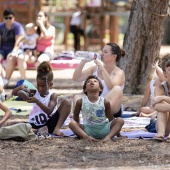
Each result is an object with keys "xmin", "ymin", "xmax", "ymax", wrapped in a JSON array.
[{"xmin": 0, "ymin": 49, "xmax": 12, "ymax": 59}]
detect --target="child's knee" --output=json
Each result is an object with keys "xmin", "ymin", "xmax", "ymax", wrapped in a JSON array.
[
  {"xmin": 69, "ymin": 120, "xmax": 76, "ymax": 129},
  {"xmin": 116, "ymin": 117, "xmax": 124, "ymax": 126},
  {"xmin": 63, "ymin": 99, "xmax": 71, "ymax": 108}
]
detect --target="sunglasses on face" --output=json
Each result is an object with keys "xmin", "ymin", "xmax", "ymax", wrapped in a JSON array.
[{"xmin": 4, "ymin": 16, "xmax": 13, "ymax": 20}]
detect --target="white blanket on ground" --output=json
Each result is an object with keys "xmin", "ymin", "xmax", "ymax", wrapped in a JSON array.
[
  {"xmin": 52, "ymin": 129, "xmax": 156, "ymax": 139},
  {"xmin": 63, "ymin": 112, "xmax": 151, "ymax": 128},
  {"xmin": 123, "ymin": 117, "xmax": 150, "ymax": 128}
]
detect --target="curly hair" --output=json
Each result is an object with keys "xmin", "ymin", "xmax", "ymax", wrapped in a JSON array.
[
  {"xmin": 83, "ymin": 75, "xmax": 103, "ymax": 96},
  {"xmin": 37, "ymin": 61, "xmax": 53, "ymax": 82}
]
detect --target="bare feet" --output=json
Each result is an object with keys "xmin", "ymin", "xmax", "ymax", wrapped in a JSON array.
[
  {"xmin": 53, "ymin": 129, "xmax": 64, "ymax": 136},
  {"xmin": 83, "ymin": 135, "xmax": 96, "ymax": 142},
  {"xmin": 139, "ymin": 112, "xmax": 150, "ymax": 117},
  {"xmin": 153, "ymin": 134, "xmax": 164, "ymax": 142}
]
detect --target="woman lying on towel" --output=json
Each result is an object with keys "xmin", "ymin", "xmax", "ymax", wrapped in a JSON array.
[{"xmin": 152, "ymin": 54, "xmax": 170, "ymax": 142}]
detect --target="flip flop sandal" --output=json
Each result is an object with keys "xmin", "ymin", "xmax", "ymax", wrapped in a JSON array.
[
  {"xmin": 153, "ymin": 135, "xmax": 164, "ymax": 142},
  {"xmin": 166, "ymin": 137, "xmax": 170, "ymax": 143},
  {"xmin": 10, "ymin": 107, "xmax": 27, "ymax": 113},
  {"xmin": 16, "ymin": 109, "xmax": 27, "ymax": 113}
]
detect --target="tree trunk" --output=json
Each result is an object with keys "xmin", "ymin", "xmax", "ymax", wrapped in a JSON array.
[{"xmin": 118, "ymin": 0, "xmax": 169, "ymax": 94}]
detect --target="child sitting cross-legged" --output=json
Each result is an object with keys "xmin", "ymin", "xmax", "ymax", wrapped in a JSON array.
[
  {"xmin": 69, "ymin": 75, "xmax": 124, "ymax": 142},
  {"xmin": 12, "ymin": 61, "xmax": 71, "ymax": 136}
]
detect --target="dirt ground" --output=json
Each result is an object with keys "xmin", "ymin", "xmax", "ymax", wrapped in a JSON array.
[{"xmin": 0, "ymin": 96, "xmax": 170, "ymax": 170}]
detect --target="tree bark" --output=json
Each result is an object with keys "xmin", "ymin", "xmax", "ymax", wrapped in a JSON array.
[{"xmin": 119, "ymin": 0, "xmax": 169, "ymax": 94}]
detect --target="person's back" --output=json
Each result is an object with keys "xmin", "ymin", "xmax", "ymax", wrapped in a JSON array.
[{"xmin": 70, "ymin": 11, "xmax": 82, "ymax": 27}]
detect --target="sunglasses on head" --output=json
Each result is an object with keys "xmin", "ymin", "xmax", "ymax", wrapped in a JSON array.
[{"xmin": 4, "ymin": 16, "xmax": 13, "ymax": 20}]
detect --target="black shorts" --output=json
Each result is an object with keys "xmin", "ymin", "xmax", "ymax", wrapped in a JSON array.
[
  {"xmin": 114, "ymin": 108, "xmax": 123, "ymax": 117},
  {"xmin": 30, "ymin": 110, "xmax": 60, "ymax": 134}
]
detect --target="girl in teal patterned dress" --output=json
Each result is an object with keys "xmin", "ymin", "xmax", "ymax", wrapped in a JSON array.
[{"xmin": 69, "ymin": 75, "xmax": 124, "ymax": 142}]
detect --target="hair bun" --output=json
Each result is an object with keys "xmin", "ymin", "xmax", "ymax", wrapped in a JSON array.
[
  {"xmin": 37, "ymin": 61, "xmax": 52, "ymax": 73},
  {"xmin": 121, "ymin": 49, "xmax": 125, "ymax": 57}
]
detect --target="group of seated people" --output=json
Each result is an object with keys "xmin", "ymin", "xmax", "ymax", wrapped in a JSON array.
[
  {"xmin": 0, "ymin": 9, "xmax": 170, "ymax": 142},
  {"xmin": 0, "ymin": 8, "xmax": 55, "ymax": 86}
]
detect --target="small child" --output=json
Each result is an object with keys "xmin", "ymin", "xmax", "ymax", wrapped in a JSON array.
[
  {"xmin": 133, "ymin": 59, "xmax": 166, "ymax": 117},
  {"xmin": 12, "ymin": 61, "xmax": 71, "ymax": 136},
  {"xmin": 18, "ymin": 23, "xmax": 39, "ymax": 63},
  {"xmin": 69, "ymin": 75, "xmax": 124, "ymax": 142},
  {"xmin": 0, "ymin": 101, "xmax": 12, "ymax": 127}
]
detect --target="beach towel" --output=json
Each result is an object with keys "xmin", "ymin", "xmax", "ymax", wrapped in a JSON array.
[{"xmin": 120, "ymin": 130, "xmax": 156, "ymax": 139}]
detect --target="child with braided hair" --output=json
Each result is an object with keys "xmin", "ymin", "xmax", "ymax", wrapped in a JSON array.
[{"xmin": 12, "ymin": 61, "xmax": 71, "ymax": 136}]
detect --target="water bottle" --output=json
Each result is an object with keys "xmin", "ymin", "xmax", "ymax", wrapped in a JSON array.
[{"xmin": 75, "ymin": 51, "xmax": 102, "ymax": 60}]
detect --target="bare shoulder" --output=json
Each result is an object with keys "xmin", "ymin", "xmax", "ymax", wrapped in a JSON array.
[
  {"xmin": 114, "ymin": 67, "xmax": 124, "ymax": 74},
  {"xmin": 77, "ymin": 98, "xmax": 82, "ymax": 105},
  {"xmin": 50, "ymin": 92, "xmax": 58, "ymax": 99},
  {"xmin": 155, "ymin": 84, "xmax": 165, "ymax": 95},
  {"xmin": 112, "ymin": 67, "xmax": 125, "ymax": 79},
  {"xmin": 104, "ymin": 98, "xmax": 110, "ymax": 107}
]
